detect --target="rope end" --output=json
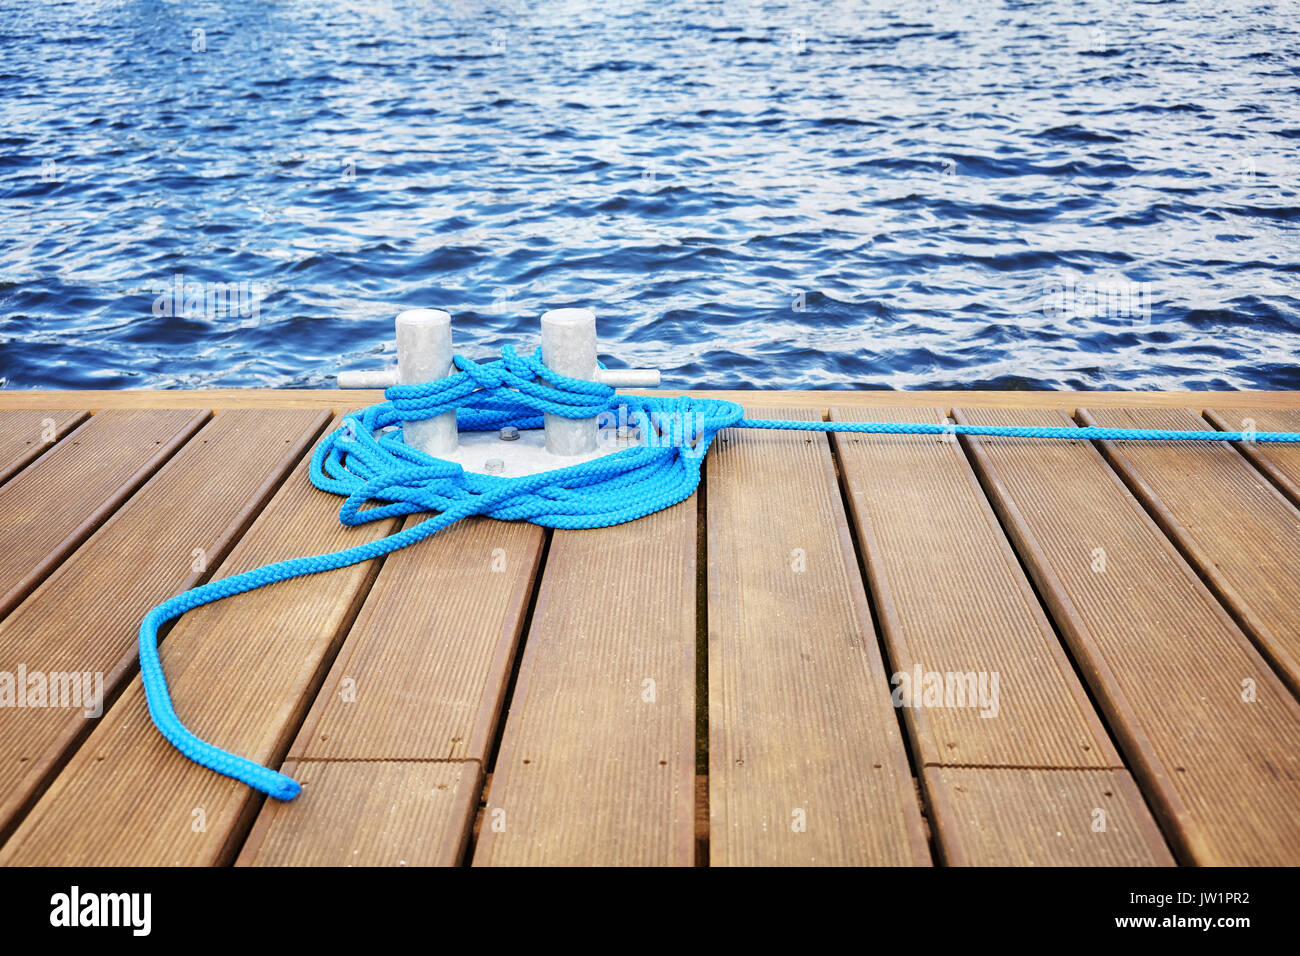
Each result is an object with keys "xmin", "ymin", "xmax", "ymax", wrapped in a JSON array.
[{"xmin": 268, "ymin": 776, "xmax": 302, "ymax": 801}]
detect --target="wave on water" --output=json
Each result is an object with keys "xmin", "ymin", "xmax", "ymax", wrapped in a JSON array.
[{"xmin": 1, "ymin": 0, "xmax": 1297, "ymax": 391}]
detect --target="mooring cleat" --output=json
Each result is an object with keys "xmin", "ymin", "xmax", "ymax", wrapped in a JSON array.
[{"xmin": 337, "ymin": 307, "xmax": 661, "ymax": 476}]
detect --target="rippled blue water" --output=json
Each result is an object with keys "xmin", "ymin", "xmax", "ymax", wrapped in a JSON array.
[{"xmin": 1, "ymin": 0, "xmax": 1298, "ymax": 391}]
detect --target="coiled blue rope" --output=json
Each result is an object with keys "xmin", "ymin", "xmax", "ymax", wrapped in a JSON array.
[{"xmin": 136, "ymin": 345, "xmax": 1300, "ymax": 800}]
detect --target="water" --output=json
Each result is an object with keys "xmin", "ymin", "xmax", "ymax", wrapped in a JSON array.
[{"xmin": 1, "ymin": 0, "xmax": 1298, "ymax": 392}]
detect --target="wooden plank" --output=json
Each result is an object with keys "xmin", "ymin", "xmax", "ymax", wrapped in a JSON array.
[
  {"xmin": 238, "ymin": 761, "xmax": 478, "ymax": 867},
  {"xmin": 924, "ymin": 768, "xmax": 1173, "ymax": 866},
  {"xmin": 829, "ymin": 406, "xmax": 1171, "ymax": 865},
  {"xmin": 279, "ymin": 519, "xmax": 543, "ymax": 764},
  {"xmin": 2, "ymin": 389, "xmax": 1300, "ymax": 412},
  {"xmin": 472, "ymin": 501, "xmax": 697, "ymax": 867},
  {"xmin": 706, "ymin": 408, "xmax": 929, "ymax": 866},
  {"xmin": 0, "ymin": 409, "xmax": 209, "ymax": 622},
  {"xmin": 0, "ymin": 414, "xmax": 399, "ymax": 865},
  {"xmin": 238, "ymin": 516, "xmax": 544, "ymax": 867},
  {"xmin": 1083, "ymin": 406, "xmax": 1300, "ymax": 694},
  {"xmin": 1205, "ymin": 408, "xmax": 1300, "ymax": 508},
  {"xmin": 0, "ymin": 409, "xmax": 87, "ymax": 485},
  {"xmin": 831, "ymin": 406, "xmax": 1118, "ymax": 768},
  {"xmin": 957, "ymin": 407, "xmax": 1300, "ymax": 865},
  {"xmin": 0, "ymin": 407, "xmax": 328, "ymax": 841}
]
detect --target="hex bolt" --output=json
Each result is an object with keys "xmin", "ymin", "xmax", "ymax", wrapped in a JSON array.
[
  {"xmin": 499, "ymin": 426, "xmax": 520, "ymax": 441},
  {"xmin": 484, "ymin": 458, "xmax": 505, "ymax": 474}
]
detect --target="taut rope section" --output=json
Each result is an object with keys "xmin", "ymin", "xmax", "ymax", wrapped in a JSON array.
[{"xmin": 136, "ymin": 346, "xmax": 1300, "ymax": 799}]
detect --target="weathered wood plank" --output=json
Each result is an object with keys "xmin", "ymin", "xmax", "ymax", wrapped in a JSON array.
[
  {"xmin": 924, "ymin": 768, "xmax": 1174, "ymax": 866},
  {"xmin": 1205, "ymin": 408, "xmax": 1300, "ymax": 508},
  {"xmin": 0, "ymin": 409, "xmax": 208, "ymax": 622},
  {"xmin": 473, "ymin": 501, "xmax": 697, "ymax": 867},
  {"xmin": 280, "ymin": 519, "xmax": 543, "ymax": 764},
  {"xmin": 831, "ymin": 406, "xmax": 1117, "ymax": 768},
  {"xmin": 957, "ymin": 407, "xmax": 1300, "ymax": 865},
  {"xmin": 0, "ymin": 408, "xmax": 328, "ymax": 842},
  {"xmin": 2, "ymin": 389, "xmax": 1299, "ymax": 412},
  {"xmin": 237, "ymin": 760, "xmax": 479, "ymax": 867},
  {"xmin": 707, "ymin": 408, "xmax": 929, "ymax": 866},
  {"xmin": 0, "ymin": 413, "xmax": 398, "ymax": 865},
  {"xmin": 238, "ymin": 516, "xmax": 544, "ymax": 867},
  {"xmin": 1083, "ymin": 406, "xmax": 1300, "ymax": 694},
  {"xmin": 829, "ymin": 406, "xmax": 1171, "ymax": 865},
  {"xmin": 0, "ymin": 409, "xmax": 87, "ymax": 485}
]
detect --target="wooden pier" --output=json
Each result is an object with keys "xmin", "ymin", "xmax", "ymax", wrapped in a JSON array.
[{"xmin": 0, "ymin": 388, "xmax": 1298, "ymax": 867}]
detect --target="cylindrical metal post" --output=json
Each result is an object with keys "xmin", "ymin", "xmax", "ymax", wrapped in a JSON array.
[
  {"xmin": 337, "ymin": 368, "xmax": 399, "ymax": 389},
  {"xmin": 540, "ymin": 308, "xmax": 599, "ymax": 456},
  {"xmin": 396, "ymin": 309, "xmax": 458, "ymax": 456},
  {"xmin": 595, "ymin": 368, "xmax": 661, "ymax": 388}
]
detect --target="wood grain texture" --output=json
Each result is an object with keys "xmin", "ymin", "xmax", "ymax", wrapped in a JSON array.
[
  {"xmin": 0, "ymin": 414, "xmax": 398, "ymax": 865},
  {"xmin": 957, "ymin": 407, "xmax": 1300, "ymax": 865},
  {"xmin": 3, "ymin": 392, "xmax": 1299, "ymax": 867},
  {"xmin": 831, "ymin": 406, "xmax": 1119, "ymax": 770},
  {"xmin": 473, "ymin": 500, "xmax": 697, "ymax": 867},
  {"xmin": 2, "ymin": 389, "xmax": 1299, "ymax": 411},
  {"xmin": 1205, "ymin": 408, "xmax": 1300, "ymax": 509},
  {"xmin": 830, "ymin": 406, "xmax": 1171, "ymax": 865},
  {"xmin": 283, "ymin": 518, "xmax": 543, "ymax": 763},
  {"xmin": 238, "ymin": 516, "xmax": 544, "ymax": 867},
  {"xmin": 0, "ymin": 409, "xmax": 87, "ymax": 485},
  {"xmin": 707, "ymin": 408, "xmax": 929, "ymax": 866},
  {"xmin": 0, "ymin": 409, "xmax": 208, "ymax": 622},
  {"xmin": 236, "ymin": 760, "xmax": 479, "ymax": 867},
  {"xmin": 0, "ymin": 408, "xmax": 328, "ymax": 842},
  {"xmin": 1083, "ymin": 406, "xmax": 1300, "ymax": 694},
  {"xmin": 924, "ymin": 767, "xmax": 1174, "ymax": 866}
]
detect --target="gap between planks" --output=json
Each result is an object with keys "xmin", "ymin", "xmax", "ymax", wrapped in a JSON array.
[
  {"xmin": 828, "ymin": 406, "xmax": 1171, "ymax": 866},
  {"xmin": 0, "ymin": 409, "xmax": 332, "ymax": 851},
  {"xmin": 7, "ymin": 395, "xmax": 1300, "ymax": 868},
  {"xmin": 955, "ymin": 407, "xmax": 1300, "ymax": 865}
]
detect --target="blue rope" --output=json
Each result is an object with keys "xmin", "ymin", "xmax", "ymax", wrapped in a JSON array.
[
  {"xmin": 737, "ymin": 418, "xmax": 1299, "ymax": 443},
  {"xmin": 136, "ymin": 345, "xmax": 1300, "ymax": 800}
]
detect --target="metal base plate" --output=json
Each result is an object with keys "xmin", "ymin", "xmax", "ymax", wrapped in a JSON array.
[{"xmin": 438, "ymin": 425, "xmax": 643, "ymax": 478}]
